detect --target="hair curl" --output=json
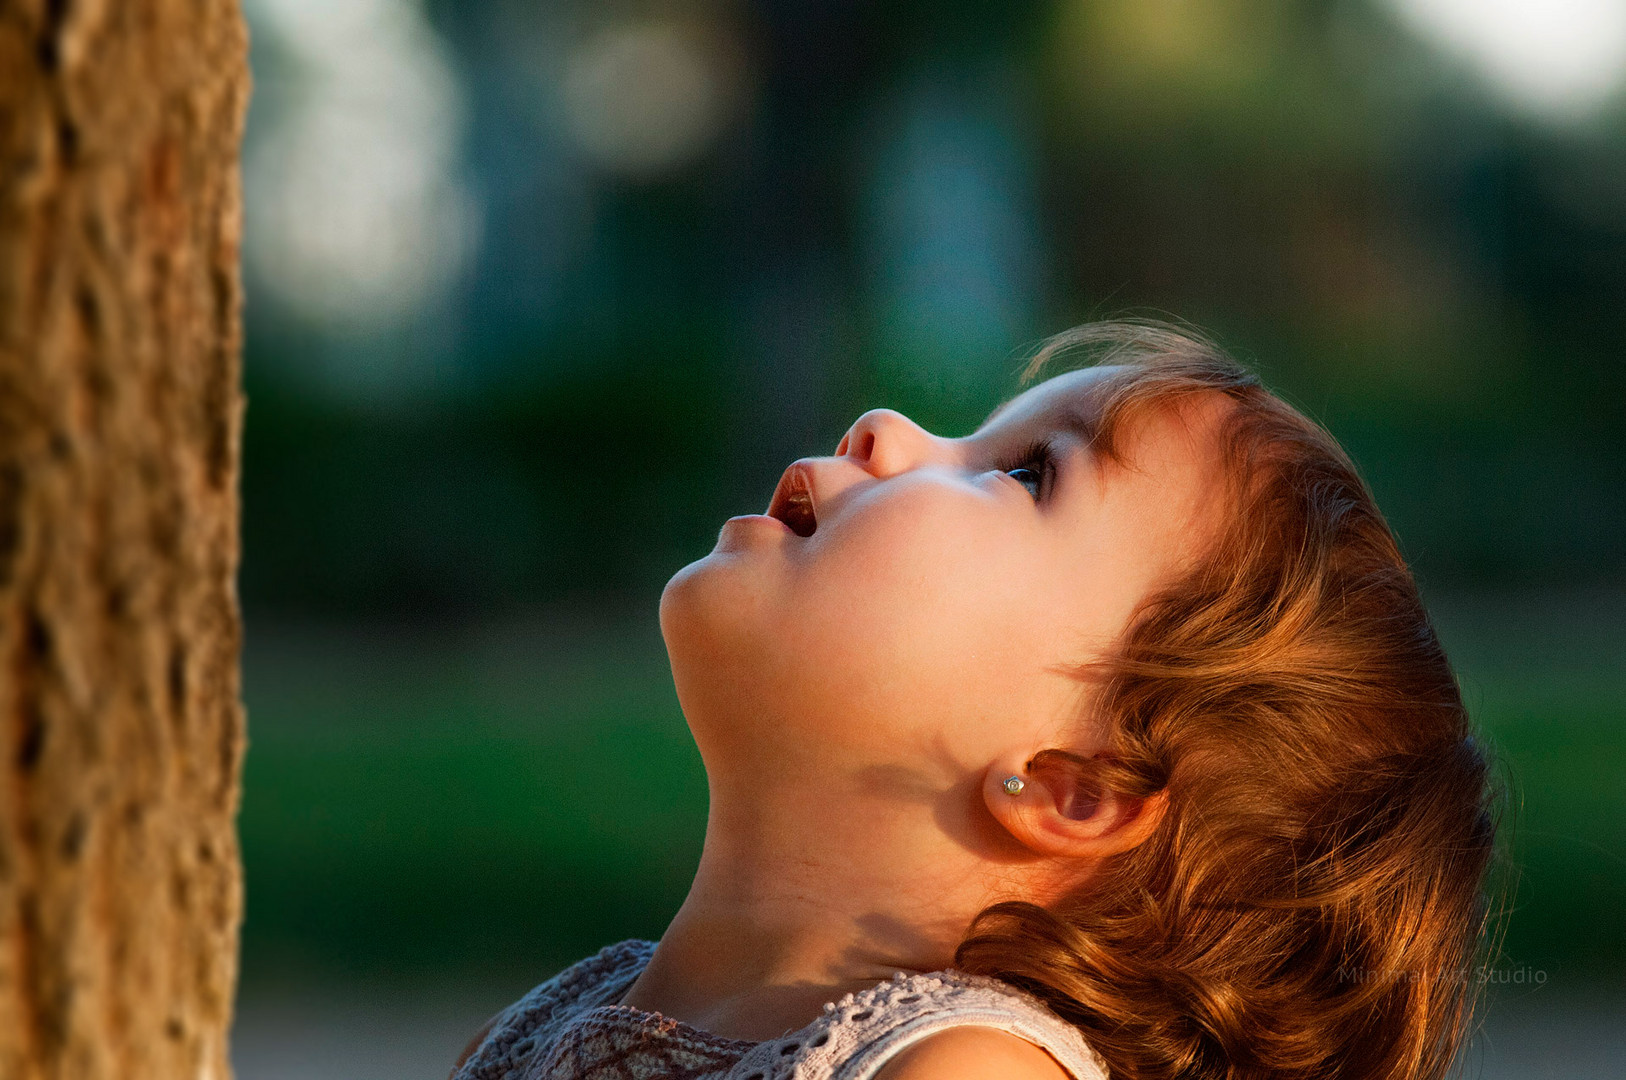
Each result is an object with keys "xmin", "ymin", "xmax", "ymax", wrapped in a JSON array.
[{"xmin": 955, "ymin": 320, "xmax": 1502, "ymax": 1080}]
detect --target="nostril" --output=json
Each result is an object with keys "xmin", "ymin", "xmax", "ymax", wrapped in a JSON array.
[{"xmin": 837, "ymin": 427, "xmax": 875, "ymax": 461}]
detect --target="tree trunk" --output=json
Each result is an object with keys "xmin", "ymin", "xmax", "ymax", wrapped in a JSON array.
[{"xmin": 0, "ymin": 2, "xmax": 249, "ymax": 1078}]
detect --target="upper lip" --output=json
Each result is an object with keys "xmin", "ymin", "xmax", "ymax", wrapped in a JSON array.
[{"xmin": 767, "ymin": 461, "xmax": 818, "ymax": 536}]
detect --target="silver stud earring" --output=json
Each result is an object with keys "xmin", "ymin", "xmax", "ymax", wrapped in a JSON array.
[{"xmin": 1002, "ymin": 775, "xmax": 1026, "ymax": 796}]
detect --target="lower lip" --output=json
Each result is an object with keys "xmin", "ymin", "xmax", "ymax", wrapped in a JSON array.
[{"xmin": 723, "ymin": 514, "xmax": 792, "ymax": 533}]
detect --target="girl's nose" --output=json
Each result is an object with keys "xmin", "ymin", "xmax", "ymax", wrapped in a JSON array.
[{"xmin": 834, "ymin": 408, "xmax": 942, "ymax": 477}]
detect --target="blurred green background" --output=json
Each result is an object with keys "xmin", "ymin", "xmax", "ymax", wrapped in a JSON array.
[{"xmin": 230, "ymin": 0, "xmax": 1626, "ymax": 1074}]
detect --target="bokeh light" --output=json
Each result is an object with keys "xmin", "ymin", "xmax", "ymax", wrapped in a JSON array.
[
  {"xmin": 561, "ymin": 18, "xmax": 751, "ymax": 178},
  {"xmin": 1384, "ymin": 0, "xmax": 1626, "ymax": 121},
  {"xmin": 245, "ymin": 0, "xmax": 478, "ymax": 337}
]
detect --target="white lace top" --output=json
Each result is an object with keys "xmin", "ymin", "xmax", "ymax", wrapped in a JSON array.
[{"xmin": 453, "ymin": 939, "xmax": 1109, "ymax": 1080}]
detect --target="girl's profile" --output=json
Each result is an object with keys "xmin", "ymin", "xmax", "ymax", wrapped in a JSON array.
[{"xmin": 450, "ymin": 320, "xmax": 1498, "ymax": 1080}]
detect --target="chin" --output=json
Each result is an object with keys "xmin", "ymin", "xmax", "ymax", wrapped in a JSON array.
[
  {"xmin": 660, "ymin": 550, "xmax": 771, "ymax": 671},
  {"xmin": 659, "ymin": 552, "xmax": 797, "ymax": 758}
]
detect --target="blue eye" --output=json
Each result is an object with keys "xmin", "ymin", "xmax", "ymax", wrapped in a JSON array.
[
  {"xmin": 997, "ymin": 438, "xmax": 1053, "ymax": 503},
  {"xmin": 1007, "ymin": 466, "xmax": 1042, "ymax": 500}
]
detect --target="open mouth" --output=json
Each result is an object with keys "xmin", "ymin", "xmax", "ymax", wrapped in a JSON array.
[{"xmin": 767, "ymin": 463, "xmax": 818, "ymax": 537}]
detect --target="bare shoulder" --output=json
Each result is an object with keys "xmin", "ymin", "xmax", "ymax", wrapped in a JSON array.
[{"xmin": 872, "ymin": 1026, "xmax": 1075, "ymax": 1080}]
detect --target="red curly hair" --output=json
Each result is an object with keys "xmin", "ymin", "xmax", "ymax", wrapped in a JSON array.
[{"xmin": 956, "ymin": 321, "xmax": 1500, "ymax": 1080}]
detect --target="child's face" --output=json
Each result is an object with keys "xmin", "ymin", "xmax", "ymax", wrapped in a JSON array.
[{"xmin": 661, "ymin": 367, "xmax": 1231, "ymax": 777}]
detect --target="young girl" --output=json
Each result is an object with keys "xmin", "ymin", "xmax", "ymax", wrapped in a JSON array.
[{"xmin": 450, "ymin": 321, "xmax": 1498, "ymax": 1080}]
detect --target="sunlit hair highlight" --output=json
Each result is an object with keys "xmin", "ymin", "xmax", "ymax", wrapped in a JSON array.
[{"xmin": 956, "ymin": 320, "xmax": 1501, "ymax": 1080}]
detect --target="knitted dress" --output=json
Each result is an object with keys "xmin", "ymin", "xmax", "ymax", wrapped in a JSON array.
[{"xmin": 452, "ymin": 940, "xmax": 1108, "ymax": 1080}]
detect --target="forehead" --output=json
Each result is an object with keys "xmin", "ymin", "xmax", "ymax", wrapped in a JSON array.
[{"xmin": 974, "ymin": 366, "xmax": 1121, "ymax": 442}]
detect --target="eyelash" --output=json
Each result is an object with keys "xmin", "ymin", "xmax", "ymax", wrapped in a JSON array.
[{"xmin": 994, "ymin": 438, "xmax": 1055, "ymax": 502}]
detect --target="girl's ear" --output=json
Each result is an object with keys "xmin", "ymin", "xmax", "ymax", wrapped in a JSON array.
[{"xmin": 982, "ymin": 751, "xmax": 1167, "ymax": 860}]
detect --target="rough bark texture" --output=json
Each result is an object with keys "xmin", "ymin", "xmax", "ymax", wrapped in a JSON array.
[{"xmin": 0, "ymin": 1, "xmax": 249, "ymax": 1078}]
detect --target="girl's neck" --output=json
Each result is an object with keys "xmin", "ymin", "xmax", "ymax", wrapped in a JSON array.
[{"xmin": 616, "ymin": 775, "xmax": 1012, "ymax": 1041}]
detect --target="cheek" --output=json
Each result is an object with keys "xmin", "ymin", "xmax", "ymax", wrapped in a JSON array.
[{"xmin": 766, "ymin": 486, "xmax": 1049, "ymax": 731}]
